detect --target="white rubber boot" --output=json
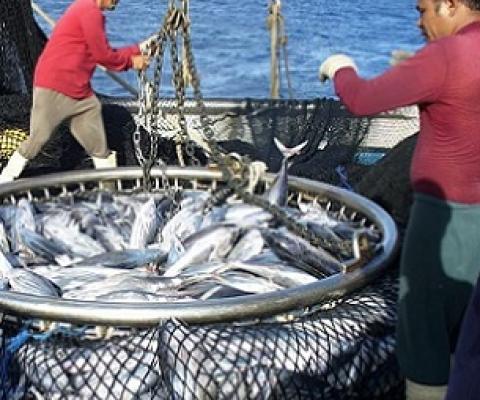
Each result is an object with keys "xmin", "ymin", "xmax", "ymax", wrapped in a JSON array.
[
  {"xmin": 0, "ymin": 151, "xmax": 29, "ymax": 183},
  {"xmin": 406, "ymin": 379, "xmax": 447, "ymax": 400},
  {"xmin": 92, "ymin": 151, "xmax": 117, "ymax": 191},
  {"xmin": 92, "ymin": 151, "xmax": 117, "ymax": 169}
]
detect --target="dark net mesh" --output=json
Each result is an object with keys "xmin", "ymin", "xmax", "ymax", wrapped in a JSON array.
[
  {"xmin": 1, "ymin": 272, "xmax": 402, "ymax": 400},
  {"xmin": 212, "ymin": 98, "xmax": 370, "ymax": 184},
  {"xmin": 0, "ymin": 0, "xmax": 45, "ymax": 165},
  {"xmin": 157, "ymin": 272, "xmax": 401, "ymax": 400},
  {"xmin": 130, "ymin": 97, "xmax": 371, "ymax": 185},
  {"xmin": 0, "ymin": 1, "xmax": 417, "ymax": 399},
  {"xmin": 0, "ymin": 0, "xmax": 46, "ymax": 96}
]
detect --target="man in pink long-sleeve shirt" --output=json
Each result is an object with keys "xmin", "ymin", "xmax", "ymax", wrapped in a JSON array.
[
  {"xmin": 319, "ymin": 0, "xmax": 480, "ymax": 399},
  {"xmin": 0, "ymin": 0, "xmax": 155, "ymax": 182}
]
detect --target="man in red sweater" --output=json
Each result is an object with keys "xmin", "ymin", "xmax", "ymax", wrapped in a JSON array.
[
  {"xmin": 319, "ymin": 0, "xmax": 480, "ymax": 399},
  {"xmin": 0, "ymin": 0, "xmax": 154, "ymax": 182}
]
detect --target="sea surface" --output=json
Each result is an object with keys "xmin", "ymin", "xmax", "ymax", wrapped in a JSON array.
[{"xmin": 33, "ymin": 0, "xmax": 424, "ymax": 99}]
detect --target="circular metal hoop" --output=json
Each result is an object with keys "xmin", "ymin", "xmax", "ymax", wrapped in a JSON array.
[{"xmin": 0, "ymin": 167, "xmax": 398, "ymax": 326}]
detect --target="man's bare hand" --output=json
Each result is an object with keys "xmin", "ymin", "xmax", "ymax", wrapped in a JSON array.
[{"xmin": 131, "ymin": 54, "xmax": 150, "ymax": 71}]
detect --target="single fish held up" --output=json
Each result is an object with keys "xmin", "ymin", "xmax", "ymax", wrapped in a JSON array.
[{"xmin": 267, "ymin": 138, "xmax": 308, "ymax": 207}]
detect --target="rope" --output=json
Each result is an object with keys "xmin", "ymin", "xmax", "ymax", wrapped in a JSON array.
[
  {"xmin": 246, "ymin": 161, "xmax": 268, "ymax": 194},
  {"xmin": 267, "ymin": 0, "xmax": 294, "ymax": 99},
  {"xmin": 1, "ymin": 325, "xmax": 88, "ymax": 388},
  {"xmin": 267, "ymin": 1, "xmax": 280, "ymax": 98}
]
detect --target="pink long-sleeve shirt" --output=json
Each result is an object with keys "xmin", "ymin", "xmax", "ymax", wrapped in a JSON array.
[
  {"xmin": 34, "ymin": 0, "xmax": 140, "ymax": 99},
  {"xmin": 334, "ymin": 21, "xmax": 480, "ymax": 204}
]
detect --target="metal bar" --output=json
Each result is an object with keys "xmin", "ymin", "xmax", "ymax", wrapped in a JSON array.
[
  {"xmin": 31, "ymin": 1, "xmax": 138, "ymax": 97},
  {"xmin": 0, "ymin": 260, "xmax": 392, "ymax": 326}
]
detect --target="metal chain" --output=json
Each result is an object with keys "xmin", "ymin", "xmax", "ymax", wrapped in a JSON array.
[
  {"xmin": 134, "ymin": 10, "xmax": 180, "ymax": 207},
  {"xmin": 134, "ymin": 0, "xmax": 356, "ymax": 258},
  {"xmin": 182, "ymin": 32, "xmax": 355, "ymax": 257},
  {"xmin": 168, "ymin": 12, "xmax": 188, "ymax": 167}
]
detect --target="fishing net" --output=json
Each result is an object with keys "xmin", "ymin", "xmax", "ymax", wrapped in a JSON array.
[
  {"xmin": 0, "ymin": 0, "xmax": 46, "ymax": 96},
  {"xmin": 1, "ymin": 272, "xmax": 402, "ymax": 400},
  {"xmin": 0, "ymin": 1, "xmax": 418, "ymax": 399},
  {"xmin": 0, "ymin": 0, "xmax": 44, "ymax": 166}
]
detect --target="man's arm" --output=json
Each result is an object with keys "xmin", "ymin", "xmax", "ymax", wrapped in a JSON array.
[
  {"xmin": 326, "ymin": 43, "xmax": 447, "ymax": 117},
  {"xmin": 80, "ymin": 10, "xmax": 140, "ymax": 71}
]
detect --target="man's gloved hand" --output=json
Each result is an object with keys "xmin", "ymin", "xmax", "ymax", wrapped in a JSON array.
[
  {"xmin": 139, "ymin": 34, "xmax": 158, "ymax": 56},
  {"xmin": 318, "ymin": 54, "xmax": 358, "ymax": 83}
]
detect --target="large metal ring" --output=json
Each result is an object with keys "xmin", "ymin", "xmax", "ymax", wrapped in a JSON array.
[{"xmin": 0, "ymin": 166, "xmax": 398, "ymax": 326}]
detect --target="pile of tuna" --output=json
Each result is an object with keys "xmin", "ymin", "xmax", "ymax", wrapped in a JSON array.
[{"xmin": 0, "ymin": 187, "xmax": 380, "ymax": 303}]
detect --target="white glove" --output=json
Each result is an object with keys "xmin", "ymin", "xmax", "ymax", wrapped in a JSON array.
[
  {"xmin": 318, "ymin": 54, "xmax": 358, "ymax": 83},
  {"xmin": 139, "ymin": 34, "xmax": 158, "ymax": 55}
]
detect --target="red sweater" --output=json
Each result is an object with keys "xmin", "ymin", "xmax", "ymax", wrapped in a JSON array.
[
  {"xmin": 34, "ymin": 0, "xmax": 140, "ymax": 99},
  {"xmin": 334, "ymin": 22, "xmax": 480, "ymax": 204}
]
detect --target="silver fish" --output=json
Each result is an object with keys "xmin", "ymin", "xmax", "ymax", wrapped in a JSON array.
[
  {"xmin": 163, "ymin": 224, "xmax": 242, "ymax": 278},
  {"xmin": 227, "ymin": 228, "xmax": 265, "ymax": 261},
  {"xmin": 17, "ymin": 228, "xmax": 72, "ymax": 265},
  {"xmin": 261, "ymin": 228, "xmax": 343, "ymax": 277},
  {"xmin": 72, "ymin": 248, "xmax": 167, "ymax": 270},
  {"xmin": 214, "ymin": 271, "xmax": 284, "ymax": 294},
  {"xmin": 0, "ymin": 220, "xmax": 10, "ymax": 253},
  {"xmin": 41, "ymin": 212, "xmax": 106, "ymax": 259},
  {"xmin": 12, "ymin": 199, "xmax": 37, "ymax": 252},
  {"xmin": 0, "ymin": 249, "xmax": 13, "ymax": 274},
  {"xmin": 34, "ymin": 265, "xmax": 134, "ymax": 292},
  {"xmin": 93, "ymin": 224, "xmax": 127, "ymax": 252},
  {"xmin": 129, "ymin": 197, "xmax": 160, "ymax": 249},
  {"xmin": 96, "ymin": 289, "xmax": 182, "ymax": 303},
  {"xmin": 15, "ymin": 199, "xmax": 37, "ymax": 232},
  {"xmin": 221, "ymin": 203, "xmax": 272, "ymax": 227},
  {"xmin": 228, "ymin": 257, "xmax": 318, "ymax": 288},
  {"xmin": 267, "ymin": 138, "xmax": 307, "ymax": 207},
  {"xmin": 160, "ymin": 206, "xmax": 204, "ymax": 253},
  {"xmin": 3, "ymin": 266, "xmax": 62, "ymax": 297}
]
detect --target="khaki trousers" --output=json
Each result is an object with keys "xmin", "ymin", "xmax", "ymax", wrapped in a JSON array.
[{"xmin": 19, "ymin": 87, "xmax": 110, "ymax": 159}]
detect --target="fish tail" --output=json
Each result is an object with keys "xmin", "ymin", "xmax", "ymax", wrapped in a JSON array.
[{"xmin": 273, "ymin": 137, "xmax": 308, "ymax": 159}]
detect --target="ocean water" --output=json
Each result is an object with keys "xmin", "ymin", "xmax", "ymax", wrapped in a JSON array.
[{"xmin": 33, "ymin": 0, "xmax": 424, "ymax": 99}]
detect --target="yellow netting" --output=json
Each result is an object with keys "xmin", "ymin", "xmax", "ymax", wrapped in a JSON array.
[{"xmin": 0, "ymin": 128, "xmax": 28, "ymax": 160}]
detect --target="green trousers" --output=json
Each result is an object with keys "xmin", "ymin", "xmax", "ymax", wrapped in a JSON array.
[{"xmin": 396, "ymin": 193, "xmax": 480, "ymax": 385}]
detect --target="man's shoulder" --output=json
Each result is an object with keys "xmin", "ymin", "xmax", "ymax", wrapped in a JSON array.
[
  {"xmin": 67, "ymin": 0, "xmax": 101, "ymax": 17},
  {"xmin": 432, "ymin": 27, "xmax": 480, "ymax": 62},
  {"xmin": 436, "ymin": 24, "xmax": 480, "ymax": 49},
  {"xmin": 412, "ymin": 40, "xmax": 445, "ymax": 64}
]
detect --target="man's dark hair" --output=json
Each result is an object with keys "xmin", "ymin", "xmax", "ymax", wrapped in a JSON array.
[
  {"xmin": 461, "ymin": 0, "xmax": 480, "ymax": 11},
  {"xmin": 435, "ymin": 0, "xmax": 480, "ymax": 12}
]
